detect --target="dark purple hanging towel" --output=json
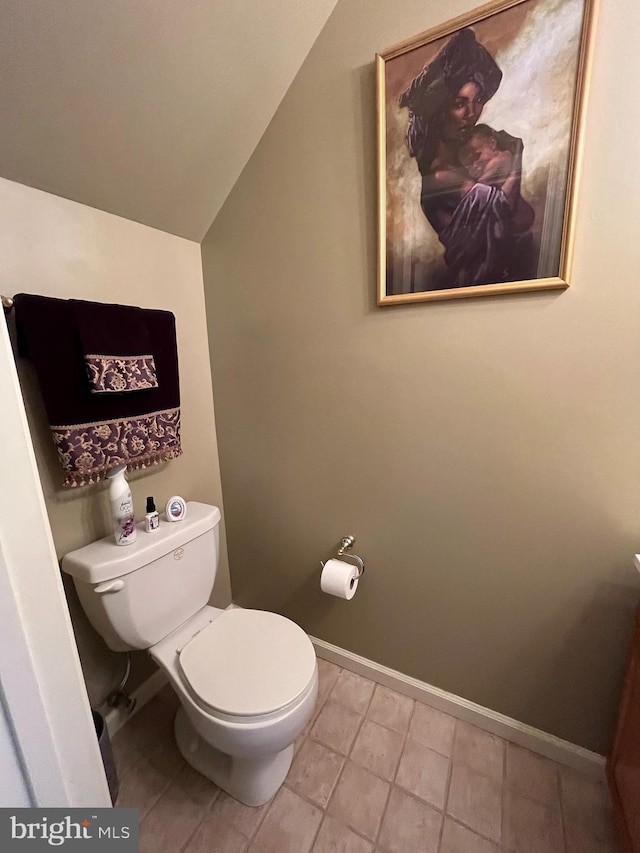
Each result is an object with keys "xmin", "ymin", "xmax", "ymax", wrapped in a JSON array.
[
  {"xmin": 71, "ymin": 299, "xmax": 159, "ymax": 394},
  {"xmin": 14, "ymin": 294, "xmax": 182, "ymax": 487}
]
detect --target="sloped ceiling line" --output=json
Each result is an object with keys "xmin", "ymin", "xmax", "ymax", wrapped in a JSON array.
[{"xmin": 0, "ymin": 0, "xmax": 339, "ymax": 241}]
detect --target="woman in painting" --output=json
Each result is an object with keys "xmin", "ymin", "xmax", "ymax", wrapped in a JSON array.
[{"xmin": 399, "ymin": 27, "xmax": 534, "ymax": 288}]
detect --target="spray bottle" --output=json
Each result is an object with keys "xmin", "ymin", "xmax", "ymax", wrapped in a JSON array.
[{"xmin": 107, "ymin": 464, "xmax": 137, "ymax": 546}]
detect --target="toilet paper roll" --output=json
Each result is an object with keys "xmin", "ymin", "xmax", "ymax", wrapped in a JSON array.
[{"xmin": 321, "ymin": 558, "xmax": 359, "ymax": 600}]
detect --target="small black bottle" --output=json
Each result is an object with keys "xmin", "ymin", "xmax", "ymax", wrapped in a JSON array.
[{"xmin": 144, "ymin": 496, "xmax": 160, "ymax": 533}]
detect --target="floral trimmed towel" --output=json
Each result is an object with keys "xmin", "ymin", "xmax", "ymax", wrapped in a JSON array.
[
  {"xmin": 70, "ymin": 299, "xmax": 159, "ymax": 394},
  {"xmin": 14, "ymin": 294, "xmax": 182, "ymax": 488}
]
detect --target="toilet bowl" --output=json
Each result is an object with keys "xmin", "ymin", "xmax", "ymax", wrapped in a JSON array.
[
  {"xmin": 150, "ymin": 605, "xmax": 318, "ymax": 805},
  {"xmin": 61, "ymin": 502, "xmax": 317, "ymax": 806}
]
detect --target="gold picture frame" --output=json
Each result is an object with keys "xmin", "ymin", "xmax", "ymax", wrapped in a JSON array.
[{"xmin": 377, "ymin": 0, "xmax": 598, "ymax": 305}]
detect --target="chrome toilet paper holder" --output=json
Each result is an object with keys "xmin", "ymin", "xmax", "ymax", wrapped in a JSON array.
[{"xmin": 320, "ymin": 535, "xmax": 365, "ymax": 580}]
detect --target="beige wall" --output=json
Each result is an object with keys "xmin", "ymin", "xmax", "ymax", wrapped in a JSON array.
[
  {"xmin": 202, "ymin": 0, "xmax": 640, "ymax": 753},
  {"xmin": 0, "ymin": 177, "xmax": 230, "ymax": 707}
]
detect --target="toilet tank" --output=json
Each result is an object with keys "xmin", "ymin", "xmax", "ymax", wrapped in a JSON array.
[{"xmin": 61, "ymin": 502, "xmax": 221, "ymax": 652}]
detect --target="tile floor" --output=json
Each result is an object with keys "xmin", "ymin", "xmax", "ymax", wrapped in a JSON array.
[{"xmin": 112, "ymin": 659, "xmax": 620, "ymax": 853}]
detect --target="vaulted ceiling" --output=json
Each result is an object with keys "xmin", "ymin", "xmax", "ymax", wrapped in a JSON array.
[{"xmin": 0, "ymin": 0, "xmax": 339, "ymax": 241}]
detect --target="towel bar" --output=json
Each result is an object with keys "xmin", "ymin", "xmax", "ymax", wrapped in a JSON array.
[{"xmin": 1, "ymin": 295, "xmax": 14, "ymax": 314}]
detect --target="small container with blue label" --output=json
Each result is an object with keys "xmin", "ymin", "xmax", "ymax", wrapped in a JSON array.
[{"xmin": 165, "ymin": 496, "xmax": 187, "ymax": 522}]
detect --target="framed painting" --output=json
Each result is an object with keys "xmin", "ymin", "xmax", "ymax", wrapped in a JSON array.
[{"xmin": 377, "ymin": 0, "xmax": 597, "ymax": 304}]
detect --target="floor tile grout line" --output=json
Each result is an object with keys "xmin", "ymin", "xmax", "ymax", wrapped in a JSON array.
[
  {"xmin": 303, "ymin": 683, "xmax": 386, "ymax": 850},
  {"xmin": 327, "ymin": 673, "xmax": 375, "ymax": 760},
  {"xmin": 209, "ymin": 776, "xmax": 272, "ymax": 844},
  {"xmin": 444, "ymin": 816, "xmax": 510, "ymax": 851},
  {"xmin": 217, "ymin": 662, "xmax": 342, "ymax": 843},
  {"xmin": 372, "ymin": 687, "xmax": 417, "ymax": 851},
  {"xmin": 342, "ymin": 675, "xmax": 377, "ymax": 765},
  {"xmin": 298, "ymin": 665, "xmax": 333, "ymax": 754},
  {"xmin": 320, "ymin": 673, "xmax": 381, "ymax": 845},
  {"xmin": 253, "ymin": 662, "xmax": 344, "ymax": 851},
  {"xmin": 114, "ymin": 721, "xmax": 171, "ymax": 788},
  {"xmin": 389, "ymin": 692, "xmax": 416, "ymax": 787},
  {"xmin": 445, "ymin": 719, "xmax": 507, "ymax": 847},
  {"xmin": 283, "ymin": 740, "xmax": 347, "ymax": 810},
  {"xmin": 306, "ymin": 804, "xmax": 326, "ymax": 851},
  {"xmin": 253, "ymin": 661, "xmax": 343, "ymax": 852},
  {"xmin": 283, "ymin": 744, "xmax": 345, "ymax": 811},
  {"xmin": 243, "ymin": 787, "xmax": 280, "ymax": 846},
  {"xmin": 500, "ymin": 761, "xmax": 579, "ymax": 852},
  {"xmin": 177, "ymin": 799, "xmax": 213, "ymax": 853},
  {"xmin": 119, "ymin": 677, "xmax": 614, "ymax": 853},
  {"xmin": 160, "ymin": 668, "xmax": 417, "ymax": 835},
  {"xmin": 307, "ymin": 671, "xmax": 379, "ymax": 851},
  {"xmin": 136, "ymin": 776, "xmax": 172, "ymax": 826},
  {"xmin": 280, "ymin": 667, "xmax": 353, "ymax": 823},
  {"xmin": 177, "ymin": 787, "xmax": 224, "ymax": 852},
  {"xmin": 311, "ymin": 678, "xmax": 417, "ymax": 762},
  {"xmin": 501, "ymin": 729, "xmax": 508, "ymax": 850},
  {"xmin": 556, "ymin": 764, "xmax": 570, "ymax": 853},
  {"xmin": 349, "ymin": 714, "xmax": 407, "ymax": 786},
  {"xmin": 306, "ymin": 797, "xmax": 379, "ymax": 851},
  {"xmin": 444, "ymin": 799, "xmax": 507, "ymax": 846},
  {"xmin": 209, "ymin": 787, "xmax": 222, "ymax": 812},
  {"xmin": 138, "ymin": 779, "xmax": 203, "ymax": 852},
  {"xmin": 304, "ymin": 669, "xmax": 334, "ymax": 738},
  {"xmin": 112, "ymin": 752, "xmax": 138, "ymax": 786},
  {"xmin": 135, "ymin": 673, "xmax": 361, "ymax": 849},
  {"xmin": 436, "ymin": 716, "xmax": 458, "ymax": 853},
  {"xmin": 393, "ymin": 779, "xmax": 448, "ymax": 813},
  {"xmin": 320, "ymin": 685, "xmax": 474, "ymax": 849},
  {"xmin": 443, "ymin": 714, "xmax": 461, "ymax": 817},
  {"xmin": 139, "ymin": 668, "xmax": 590, "ymax": 853},
  {"xmin": 312, "ymin": 664, "xmax": 341, "ymax": 719},
  {"xmin": 445, "ymin": 814, "xmax": 506, "ymax": 848},
  {"xmin": 121, "ymin": 709, "xmax": 187, "ymax": 831},
  {"xmin": 308, "ymin": 675, "xmax": 368, "ymax": 756},
  {"xmin": 292, "ymin": 662, "xmax": 339, "ymax": 765}
]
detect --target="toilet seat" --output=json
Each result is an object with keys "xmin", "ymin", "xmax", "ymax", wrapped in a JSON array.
[{"xmin": 178, "ymin": 609, "xmax": 317, "ymax": 718}]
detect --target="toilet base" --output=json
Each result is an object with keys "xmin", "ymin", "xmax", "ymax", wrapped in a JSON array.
[{"xmin": 174, "ymin": 706, "xmax": 294, "ymax": 807}]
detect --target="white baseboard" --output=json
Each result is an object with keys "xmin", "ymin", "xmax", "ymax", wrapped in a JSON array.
[
  {"xmin": 310, "ymin": 635, "xmax": 606, "ymax": 780},
  {"xmin": 103, "ymin": 607, "xmax": 605, "ymax": 781},
  {"xmin": 102, "ymin": 669, "xmax": 168, "ymax": 738}
]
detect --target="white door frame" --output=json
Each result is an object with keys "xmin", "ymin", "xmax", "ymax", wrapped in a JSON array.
[{"xmin": 0, "ymin": 314, "xmax": 111, "ymax": 807}]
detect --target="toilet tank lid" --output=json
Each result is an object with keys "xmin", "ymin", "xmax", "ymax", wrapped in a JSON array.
[{"xmin": 61, "ymin": 502, "xmax": 221, "ymax": 584}]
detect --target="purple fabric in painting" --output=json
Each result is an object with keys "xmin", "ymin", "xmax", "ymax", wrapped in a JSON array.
[{"xmin": 439, "ymin": 182, "xmax": 512, "ymax": 288}]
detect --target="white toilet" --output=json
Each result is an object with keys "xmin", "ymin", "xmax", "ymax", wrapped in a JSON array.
[{"xmin": 61, "ymin": 502, "xmax": 318, "ymax": 806}]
